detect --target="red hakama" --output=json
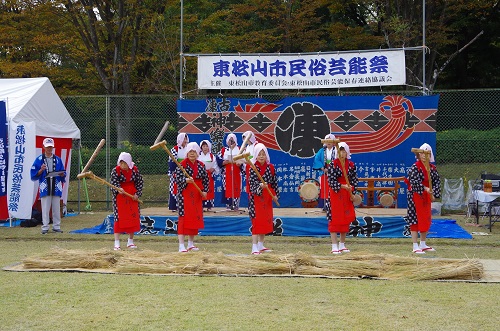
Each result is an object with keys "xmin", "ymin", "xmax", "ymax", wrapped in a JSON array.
[
  {"xmin": 251, "ymin": 186, "xmax": 276, "ymax": 235},
  {"xmin": 114, "ymin": 178, "xmax": 140, "ymax": 233},
  {"xmin": 178, "ymin": 177, "xmax": 204, "ymax": 235},
  {"xmin": 328, "ymin": 160, "xmax": 355, "ymax": 233},
  {"xmin": 224, "ymin": 163, "xmax": 241, "ymax": 199}
]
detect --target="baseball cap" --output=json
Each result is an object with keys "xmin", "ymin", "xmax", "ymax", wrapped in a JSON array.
[{"xmin": 43, "ymin": 138, "xmax": 55, "ymax": 147}]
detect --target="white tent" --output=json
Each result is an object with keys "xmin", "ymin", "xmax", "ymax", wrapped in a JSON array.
[
  {"xmin": 0, "ymin": 77, "xmax": 80, "ymax": 139},
  {"xmin": 0, "ymin": 77, "xmax": 80, "ymax": 220}
]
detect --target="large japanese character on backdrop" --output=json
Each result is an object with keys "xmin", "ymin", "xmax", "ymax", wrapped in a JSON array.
[{"xmin": 179, "ymin": 95, "xmax": 422, "ymax": 157}]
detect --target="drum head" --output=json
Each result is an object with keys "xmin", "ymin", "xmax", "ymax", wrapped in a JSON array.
[
  {"xmin": 299, "ymin": 179, "xmax": 320, "ymax": 202},
  {"xmin": 352, "ymin": 191, "xmax": 363, "ymax": 207},
  {"xmin": 379, "ymin": 192, "xmax": 395, "ymax": 207}
]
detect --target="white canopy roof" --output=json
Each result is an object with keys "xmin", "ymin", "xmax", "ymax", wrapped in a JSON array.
[{"xmin": 0, "ymin": 77, "xmax": 80, "ymax": 139}]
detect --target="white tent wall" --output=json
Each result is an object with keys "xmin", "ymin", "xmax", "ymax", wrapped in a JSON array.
[
  {"xmin": 0, "ymin": 78, "xmax": 80, "ymax": 139},
  {"xmin": 0, "ymin": 77, "xmax": 81, "ymax": 217}
]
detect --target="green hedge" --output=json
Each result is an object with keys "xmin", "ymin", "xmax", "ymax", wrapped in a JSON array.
[{"xmin": 436, "ymin": 127, "xmax": 500, "ymax": 164}]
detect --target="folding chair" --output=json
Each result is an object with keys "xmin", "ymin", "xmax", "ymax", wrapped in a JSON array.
[{"xmin": 488, "ymin": 200, "xmax": 500, "ymax": 232}]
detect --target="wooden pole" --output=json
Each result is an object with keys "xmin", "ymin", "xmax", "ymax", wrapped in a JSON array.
[
  {"xmin": 150, "ymin": 140, "xmax": 204, "ymax": 195},
  {"xmin": 77, "ymin": 171, "xmax": 143, "ymax": 204},
  {"xmin": 234, "ymin": 153, "xmax": 280, "ymax": 206}
]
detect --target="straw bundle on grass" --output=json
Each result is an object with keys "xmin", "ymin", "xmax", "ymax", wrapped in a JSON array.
[
  {"xmin": 23, "ymin": 248, "xmax": 118, "ymax": 270},
  {"xmin": 20, "ymin": 249, "xmax": 484, "ymax": 281}
]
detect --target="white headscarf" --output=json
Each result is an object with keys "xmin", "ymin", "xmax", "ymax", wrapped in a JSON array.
[
  {"xmin": 252, "ymin": 143, "xmax": 270, "ymax": 164},
  {"xmin": 336, "ymin": 142, "xmax": 351, "ymax": 159},
  {"xmin": 242, "ymin": 131, "xmax": 256, "ymax": 144},
  {"xmin": 323, "ymin": 133, "xmax": 336, "ymax": 147},
  {"xmin": 419, "ymin": 143, "xmax": 435, "ymax": 162},
  {"xmin": 226, "ymin": 133, "xmax": 237, "ymax": 147},
  {"xmin": 177, "ymin": 133, "xmax": 189, "ymax": 147},
  {"xmin": 117, "ymin": 152, "xmax": 134, "ymax": 169},
  {"xmin": 185, "ymin": 142, "xmax": 201, "ymax": 155},
  {"xmin": 200, "ymin": 140, "xmax": 212, "ymax": 154}
]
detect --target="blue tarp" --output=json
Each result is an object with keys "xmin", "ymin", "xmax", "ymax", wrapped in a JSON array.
[{"xmin": 70, "ymin": 214, "xmax": 472, "ymax": 239}]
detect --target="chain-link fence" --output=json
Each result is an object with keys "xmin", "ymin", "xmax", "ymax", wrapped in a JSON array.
[{"xmin": 63, "ymin": 89, "xmax": 500, "ymax": 211}]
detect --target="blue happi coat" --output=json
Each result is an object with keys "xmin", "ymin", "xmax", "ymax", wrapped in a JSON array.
[{"xmin": 30, "ymin": 154, "xmax": 66, "ymax": 198}]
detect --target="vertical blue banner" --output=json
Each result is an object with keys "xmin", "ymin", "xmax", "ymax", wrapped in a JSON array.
[
  {"xmin": 177, "ymin": 95, "xmax": 439, "ymax": 208},
  {"xmin": 0, "ymin": 100, "xmax": 8, "ymax": 220}
]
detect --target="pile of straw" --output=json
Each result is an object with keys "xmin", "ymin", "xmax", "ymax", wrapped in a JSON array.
[{"xmin": 21, "ymin": 249, "xmax": 484, "ymax": 281}]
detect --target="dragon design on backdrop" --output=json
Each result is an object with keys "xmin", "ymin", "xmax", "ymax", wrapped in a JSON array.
[{"xmin": 179, "ymin": 95, "xmax": 433, "ymax": 158}]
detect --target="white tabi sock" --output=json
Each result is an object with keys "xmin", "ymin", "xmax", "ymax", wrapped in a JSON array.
[
  {"xmin": 179, "ymin": 244, "xmax": 186, "ymax": 252},
  {"xmin": 257, "ymin": 242, "xmax": 264, "ymax": 251},
  {"xmin": 339, "ymin": 242, "xmax": 346, "ymax": 250},
  {"xmin": 419, "ymin": 241, "xmax": 426, "ymax": 248},
  {"xmin": 413, "ymin": 243, "xmax": 420, "ymax": 251},
  {"xmin": 188, "ymin": 241, "xmax": 194, "ymax": 248},
  {"xmin": 114, "ymin": 240, "xmax": 120, "ymax": 247},
  {"xmin": 332, "ymin": 244, "xmax": 339, "ymax": 252},
  {"xmin": 252, "ymin": 244, "xmax": 259, "ymax": 253},
  {"xmin": 127, "ymin": 238, "xmax": 134, "ymax": 246}
]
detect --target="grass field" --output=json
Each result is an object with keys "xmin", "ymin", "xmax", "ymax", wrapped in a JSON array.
[{"xmin": 1, "ymin": 210, "xmax": 499, "ymax": 331}]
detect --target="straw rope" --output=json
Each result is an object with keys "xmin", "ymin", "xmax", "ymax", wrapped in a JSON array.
[{"xmin": 20, "ymin": 249, "xmax": 484, "ymax": 281}]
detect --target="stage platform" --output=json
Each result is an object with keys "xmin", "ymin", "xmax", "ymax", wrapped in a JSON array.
[{"xmin": 71, "ymin": 207, "xmax": 472, "ymax": 239}]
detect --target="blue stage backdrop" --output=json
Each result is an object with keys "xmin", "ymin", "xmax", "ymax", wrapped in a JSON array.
[{"xmin": 177, "ymin": 95, "xmax": 439, "ymax": 208}]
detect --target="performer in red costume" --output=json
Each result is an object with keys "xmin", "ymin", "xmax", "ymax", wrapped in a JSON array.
[
  {"xmin": 248, "ymin": 143, "xmax": 280, "ymax": 255},
  {"xmin": 404, "ymin": 143, "xmax": 441, "ymax": 254},
  {"xmin": 326, "ymin": 142, "xmax": 358, "ymax": 254},
  {"xmin": 175, "ymin": 142, "xmax": 209, "ymax": 252},
  {"xmin": 216, "ymin": 133, "xmax": 244, "ymax": 210},
  {"xmin": 111, "ymin": 152, "xmax": 143, "ymax": 250}
]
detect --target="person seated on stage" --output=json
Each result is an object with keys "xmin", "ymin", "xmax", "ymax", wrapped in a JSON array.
[
  {"xmin": 198, "ymin": 139, "xmax": 220, "ymax": 211},
  {"xmin": 168, "ymin": 133, "xmax": 189, "ymax": 211},
  {"xmin": 326, "ymin": 142, "xmax": 358, "ymax": 254},
  {"xmin": 216, "ymin": 133, "xmax": 245, "ymax": 211},
  {"xmin": 175, "ymin": 142, "xmax": 209, "ymax": 252},
  {"xmin": 110, "ymin": 152, "xmax": 143, "ymax": 250},
  {"xmin": 313, "ymin": 134, "xmax": 337, "ymax": 211},
  {"xmin": 248, "ymin": 143, "xmax": 280, "ymax": 255},
  {"xmin": 404, "ymin": 143, "xmax": 441, "ymax": 254}
]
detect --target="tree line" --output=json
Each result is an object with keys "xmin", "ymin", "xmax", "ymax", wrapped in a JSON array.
[{"xmin": 0, "ymin": 0, "xmax": 498, "ymax": 96}]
